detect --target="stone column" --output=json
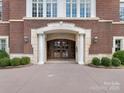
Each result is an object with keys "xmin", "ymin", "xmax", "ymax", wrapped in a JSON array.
[
  {"xmin": 39, "ymin": 34, "xmax": 45, "ymax": 64},
  {"xmin": 75, "ymin": 34, "xmax": 79, "ymax": 63},
  {"xmin": 78, "ymin": 34, "xmax": 84, "ymax": 64}
]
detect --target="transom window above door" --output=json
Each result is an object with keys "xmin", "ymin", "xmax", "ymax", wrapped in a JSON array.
[{"xmin": 26, "ymin": 0, "xmax": 96, "ymax": 18}]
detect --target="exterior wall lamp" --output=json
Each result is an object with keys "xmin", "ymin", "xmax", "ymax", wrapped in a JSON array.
[
  {"xmin": 24, "ymin": 35, "xmax": 29, "ymax": 43},
  {"xmin": 93, "ymin": 36, "xmax": 98, "ymax": 43}
]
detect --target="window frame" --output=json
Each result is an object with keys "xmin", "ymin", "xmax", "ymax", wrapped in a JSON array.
[
  {"xmin": 113, "ymin": 36, "xmax": 124, "ymax": 53},
  {"xmin": 32, "ymin": 0, "xmax": 57, "ymax": 17},
  {"xmin": 80, "ymin": 0, "xmax": 91, "ymax": 17},
  {"xmin": 32, "ymin": 0, "xmax": 44, "ymax": 17},
  {"xmin": 66, "ymin": 0, "xmax": 78, "ymax": 17},
  {"xmin": 46, "ymin": 0, "xmax": 57, "ymax": 17},
  {"xmin": 66, "ymin": 0, "xmax": 92, "ymax": 18},
  {"xmin": 26, "ymin": 0, "xmax": 96, "ymax": 18},
  {"xmin": 120, "ymin": 2, "xmax": 124, "ymax": 21},
  {"xmin": 0, "ymin": 36, "xmax": 9, "ymax": 53},
  {"xmin": 115, "ymin": 39, "xmax": 122, "ymax": 51},
  {"xmin": 0, "ymin": 39, "xmax": 6, "ymax": 51}
]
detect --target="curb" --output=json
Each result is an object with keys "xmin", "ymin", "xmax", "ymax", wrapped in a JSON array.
[
  {"xmin": 88, "ymin": 64, "xmax": 124, "ymax": 69},
  {"xmin": 0, "ymin": 64, "xmax": 33, "ymax": 69}
]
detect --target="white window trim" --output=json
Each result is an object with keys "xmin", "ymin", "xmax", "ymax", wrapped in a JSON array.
[
  {"xmin": 26, "ymin": 0, "xmax": 96, "ymax": 18},
  {"xmin": 26, "ymin": 0, "xmax": 32, "ymax": 17},
  {"xmin": 112, "ymin": 36, "xmax": 124, "ymax": 53},
  {"xmin": 91, "ymin": 0, "xmax": 96, "ymax": 17},
  {"xmin": 120, "ymin": 0, "xmax": 124, "ymax": 2},
  {"xmin": 0, "ymin": 36, "xmax": 9, "ymax": 53}
]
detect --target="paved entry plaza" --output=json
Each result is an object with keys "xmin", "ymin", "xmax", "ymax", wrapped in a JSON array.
[{"xmin": 0, "ymin": 64, "xmax": 124, "ymax": 93}]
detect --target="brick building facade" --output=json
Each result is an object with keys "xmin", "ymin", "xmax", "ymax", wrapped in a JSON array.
[{"xmin": 0, "ymin": 0, "xmax": 124, "ymax": 64}]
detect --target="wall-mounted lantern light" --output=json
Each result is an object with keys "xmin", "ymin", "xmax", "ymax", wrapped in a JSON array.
[
  {"xmin": 93, "ymin": 36, "xmax": 98, "ymax": 43},
  {"xmin": 24, "ymin": 35, "xmax": 29, "ymax": 43}
]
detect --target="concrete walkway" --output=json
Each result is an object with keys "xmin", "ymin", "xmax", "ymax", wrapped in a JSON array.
[{"xmin": 0, "ymin": 64, "xmax": 123, "ymax": 93}]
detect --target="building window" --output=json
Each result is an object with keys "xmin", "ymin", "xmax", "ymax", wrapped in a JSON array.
[
  {"xmin": 72, "ymin": 0, "xmax": 77, "ymax": 17},
  {"xmin": 29, "ymin": 0, "xmax": 95, "ymax": 18},
  {"xmin": 80, "ymin": 0, "xmax": 91, "ymax": 17},
  {"xmin": 66, "ymin": 0, "xmax": 71, "ymax": 17},
  {"xmin": 0, "ymin": 39, "xmax": 6, "ymax": 51},
  {"xmin": 46, "ymin": 0, "xmax": 57, "ymax": 17},
  {"xmin": 46, "ymin": 0, "xmax": 51, "ymax": 17},
  {"xmin": 32, "ymin": 0, "xmax": 43, "ymax": 17},
  {"xmin": 0, "ymin": 1, "xmax": 2, "ymax": 20},
  {"xmin": 66, "ymin": 0, "xmax": 77, "ymax": 17},
  {"xmin": 66, "ymin": 0, "xmax": 92, "ymax": 17},
  {"xmin": 32, "ymin": 0, "xmax": 57, "ymax": 17},
  {"xmin": 115, "ymin": 39, "xmax": 122, "ymax": 51},
  {"xmin": 120, "ymin": 2, "xmax": 124, "ymax": 21},
  {"xmin": 113, "ymin": 37, "xmax": 124, "ymax": 53}
]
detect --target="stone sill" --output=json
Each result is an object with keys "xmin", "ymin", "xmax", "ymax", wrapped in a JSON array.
[
  {"xmin": 112, "ymin": 21, "xmax": 124, "ymax": 24},
  {"xmin": 23, "ymin": 17, "xmax": 100, "ymax": 21},
  {"xmin": 0, "ymin": 21, "xmax": 10, "ymax": 24}
]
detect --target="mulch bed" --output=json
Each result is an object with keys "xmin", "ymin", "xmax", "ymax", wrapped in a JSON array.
[
  {"xmin": 88, "ymin": 64, "xmax": 124, "ymax": 69},
  {"xmin": 0, "ymin": 64, "xmax": 33, "ymax": 69}
]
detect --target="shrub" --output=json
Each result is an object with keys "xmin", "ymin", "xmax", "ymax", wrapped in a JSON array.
[
  {"xmin": 113, "ymin": 51, "xmax": 124, "ymax": 65},
  {"xmin": 121, "ymin": 62, "xmax": 124, "ymax": 65},
  {"xmin": 10, "ymin": 58, "xmax": 21, "ymax": 66},
  {"xmin": 101, "ymin": 57, "xmax": 111, "ymax": 67},
  {"xmin": 21, "ymin": 57, "xmax": 30, "ymax": 65},
  {"xmin": 0, "ymin": 57, "xmax": 10, "ymax": 67},
  {"xmin": 92, "ymin": 57, "xmax": 101, "ymax": 66},
  {"xmin": 0, "ymin": 50, "xmax": 9, "ymax": 59},
  {"xmin": 111, "ymin": 58, "xmax": 121, "ymax": 67}
]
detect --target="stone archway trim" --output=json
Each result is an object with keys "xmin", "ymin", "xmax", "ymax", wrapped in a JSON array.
[{"xmin": 31, "ymin": 22, "xmax": 91, "ymax": 64}]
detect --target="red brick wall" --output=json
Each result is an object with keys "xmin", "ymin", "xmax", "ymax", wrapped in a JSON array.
[
  {"xmin": 90, "ymin": 22, "xmax": 113, "ymax": 54},
  {"xmin": 2, "ymin": 0, "xmax": 9, "ymax": 21},
  {"xmin": 112, "ymin": 24, "xmax": 124, "ymax": 36},
  {"xmin": 9, "ymin": 0, "xmax": 26, "ymax": 19},
  {"xmin": 1, "ymin": 0, "xmax": 124, "ymax": 55},
  {"xmin": 0, "ymin": 23, "xmax": 9, "ymax": 35},
  {"xmin": 96, "ymin": 0, "xmax": 120, "ymax": 21},
  {"xmin": 23, "ymin": 20, "xmax": 114, "ymax": 54},
  {"xmin": 9, "ymin": 21, "xmax": 24, "ymax": 53},
  {"xmin": 2, "ymin": 0, "xmax": 120, "ymax": 21},
  {"xmin": 4, "ymin": 19, "xmax": 124, "ymax": 54}
]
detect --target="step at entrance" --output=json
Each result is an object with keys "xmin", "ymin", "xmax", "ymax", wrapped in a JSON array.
[{"xmin": 46, "ymin": 59, "xmax": 76, "ymax": 64}]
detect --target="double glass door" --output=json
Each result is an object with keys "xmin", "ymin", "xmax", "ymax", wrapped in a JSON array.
[{"xmin": 47, "ymin": 39, "xmax": 75, "ymax": 59}]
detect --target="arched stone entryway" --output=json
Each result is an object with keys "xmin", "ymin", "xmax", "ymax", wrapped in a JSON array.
[
  {"xmin": 46, "ymin": 33, "xmax": 76, "ymax": 64},
  {"xmin": 31, "ymin": 22, "xmax": 91, "ymax": 64}
]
